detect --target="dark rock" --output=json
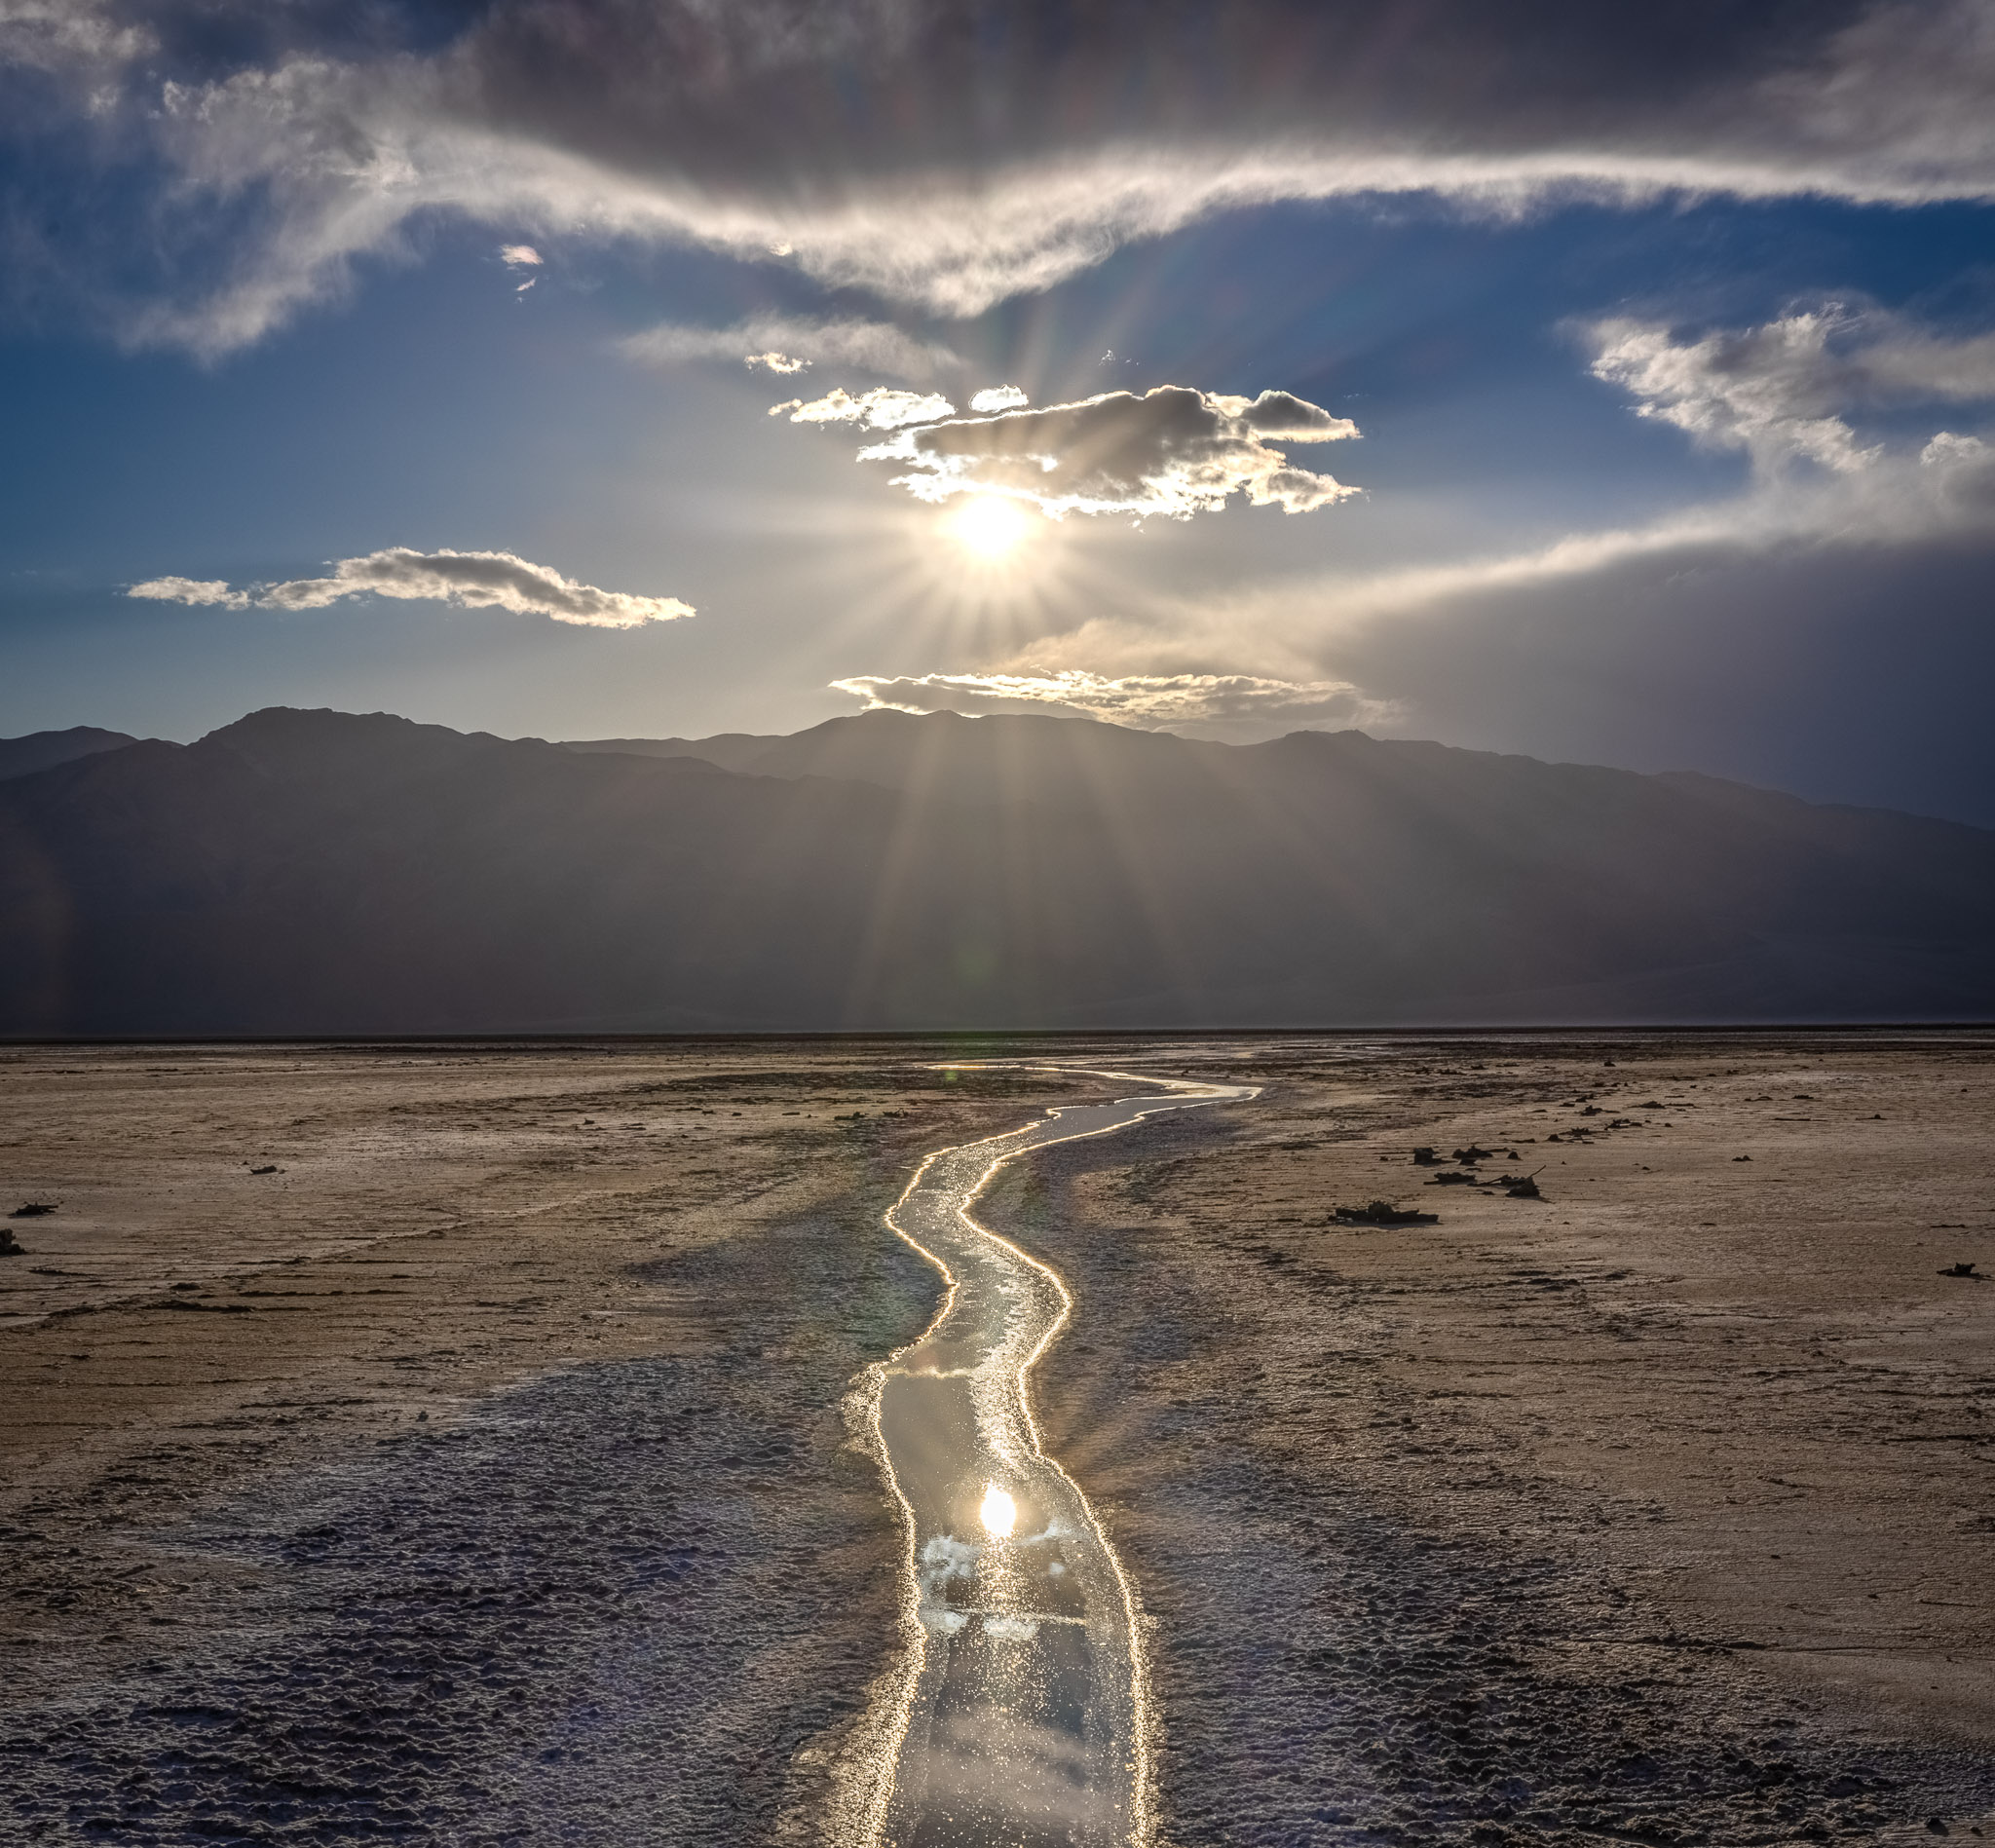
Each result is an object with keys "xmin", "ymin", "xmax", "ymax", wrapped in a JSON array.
[{"xmin": 1333, "ymin": 1200, "xmax": 1440, "ymax": 1226}]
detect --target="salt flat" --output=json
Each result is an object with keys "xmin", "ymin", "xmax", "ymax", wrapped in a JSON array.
[{"xmin": 1, "ymin": 1035, "xmax": 1990, "ymax": 1844}]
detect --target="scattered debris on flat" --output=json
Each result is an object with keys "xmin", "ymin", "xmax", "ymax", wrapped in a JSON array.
[{"xmin": 1333, "ymin": 1200, "xmax": 1439, "ymax": 1226}]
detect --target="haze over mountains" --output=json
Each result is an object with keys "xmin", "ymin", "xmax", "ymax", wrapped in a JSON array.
[{"xmin": 2, "ymin": 706, "xmax": 1991, "ymax": 1035}]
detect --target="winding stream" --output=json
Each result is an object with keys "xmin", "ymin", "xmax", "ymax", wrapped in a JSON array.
[{"xmin": 856, "ymin": 1067, "xmax": 1256, "ymax": 1848}]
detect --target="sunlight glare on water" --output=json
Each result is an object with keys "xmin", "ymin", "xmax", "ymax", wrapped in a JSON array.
[
  {"xmin": 979, "ymin": 1483, "xmax": 1017, "ymax": 1539},
  {"xmin": 863, "ymin": 1066, "xmax": 1260, "ymax": 1846}
]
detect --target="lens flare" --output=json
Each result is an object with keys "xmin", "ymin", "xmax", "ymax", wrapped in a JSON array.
[
  {"xmin": 949, "ymin": 494, "xmax": 1032, "ymax": 558},
  {"xmin": 980, "ymin": 1483, "xmax": 1017, "ymax": 1538}
]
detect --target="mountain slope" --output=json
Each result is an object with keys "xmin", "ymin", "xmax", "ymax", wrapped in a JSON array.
[
  {"xmin": 0, "ymin": 727, "xmax": 138, "ymax": 782},
  {"xmin": 3, "ymin": 706, "xmax": 1992, "ymax": 1033}
]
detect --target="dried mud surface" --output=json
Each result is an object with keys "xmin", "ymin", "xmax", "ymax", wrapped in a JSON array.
[{"xmin": 3, "ymin": 1035, "xmax": 1993, "ymax": 1845}]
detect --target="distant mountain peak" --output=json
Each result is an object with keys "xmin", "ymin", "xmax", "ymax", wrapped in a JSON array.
[{"xmin": 0, "ymin": 725, "xmax": 140, "ymax": 784}]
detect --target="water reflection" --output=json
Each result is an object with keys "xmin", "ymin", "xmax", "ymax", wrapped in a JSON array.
[
  {"xmin": 858, "ymin": 1067, "xmax": 1255, "ymax": 1848},
  {"xmin": 981, "ymin": 1484, "xmax": 1018, "ymax": 1538}
]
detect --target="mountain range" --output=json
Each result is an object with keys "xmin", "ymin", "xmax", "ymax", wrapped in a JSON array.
[{"xmin": 1, "ymin": 705, "xmax": 1990, "ymax": 1033}]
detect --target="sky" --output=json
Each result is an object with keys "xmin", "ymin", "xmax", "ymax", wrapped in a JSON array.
[{"xmin": 4, "ymin": 0, "xmax": 1995, "ymax": 823}]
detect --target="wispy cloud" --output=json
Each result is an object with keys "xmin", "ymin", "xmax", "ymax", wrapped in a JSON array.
[
  {"xmin": 853, "ymin": 386, "xmax": 1360, "ymax": 520},
  {"xmin": 832, "ymin": 669, "xmax": 1396, "ymax": 731},
  {"xmin": 772, "ymin": 386, "xmax": 957, "ymax": 430},
  {"xmin": 129, "ymin": 548, "xmax": 694, "ymax": 628},
  {"xmin": 1587, "ymin": 305, "xmax": 1995, "ymax": 479},
  {"xmin": 17, "ymin": 2, "xmax": 1995, "ymax": 353},
  {"xmin": 621, "ymin": 314, "xmax": 960, "ymax": 382},
  {"xmin": 126, "ymin": 575, "xmax": 252, "ymax": 610}
]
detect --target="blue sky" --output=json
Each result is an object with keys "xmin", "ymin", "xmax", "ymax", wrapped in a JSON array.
[{"xmin": 5, "ymin": 1, "xmax": 1995, "ymax": 823}]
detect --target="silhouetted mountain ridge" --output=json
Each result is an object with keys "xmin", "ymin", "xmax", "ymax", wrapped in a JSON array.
[
  {"xmin": 0, "ymin": 726, "xmax": 139, "ymax": 782},
  {"xmin": 2, "ymin": 705, "xmax": 1990, "ymax": 1032}
]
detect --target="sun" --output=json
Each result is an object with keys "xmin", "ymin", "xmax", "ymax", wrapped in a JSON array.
[{"xmin": 948, "ymin": 494, "xmax": 1034, "ymax": 559}]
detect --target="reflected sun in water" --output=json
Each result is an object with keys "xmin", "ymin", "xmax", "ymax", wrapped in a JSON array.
[{"xmin": 979, "ymin": 1482, "xmax": 1018, "ymax": 1538}]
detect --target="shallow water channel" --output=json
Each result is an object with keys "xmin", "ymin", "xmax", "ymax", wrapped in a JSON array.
[{"xmin": 864, "ymin": 1070, "xmax": 1256, "ymax": 1848}]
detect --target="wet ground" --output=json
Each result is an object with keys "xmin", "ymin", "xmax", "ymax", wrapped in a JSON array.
[{"xmin": 870, "ymin": 1079, "xmax": 1251, "ymax": 1847}]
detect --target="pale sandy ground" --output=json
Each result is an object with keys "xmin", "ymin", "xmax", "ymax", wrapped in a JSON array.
[{"xmin": 1, "ymin": 1036, "xmax": 1991, "ymax": 1844}]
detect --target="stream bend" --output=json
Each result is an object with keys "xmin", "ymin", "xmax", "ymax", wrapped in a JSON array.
[{"xmin": 855, "ymin": 1067, "xmax": 1256, "ymax": 1848}]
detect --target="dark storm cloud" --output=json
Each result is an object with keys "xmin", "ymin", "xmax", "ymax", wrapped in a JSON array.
[
  {"xmin": 1325, "ymin": 525, "xmax": 1995, "ymax": 827},
  {"xmin": 859, "ymin": 385, "xmax": 1361, "ymax": 518},
  {"xmin": 429, "ymin": 0, "xmax": 1872, "ymax": 184},
  {"xmin": 8, "ymin": 1, "xmax": 1995, "ymax": 350}
]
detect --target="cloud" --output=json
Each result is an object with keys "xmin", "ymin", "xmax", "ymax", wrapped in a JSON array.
[
  {"xmin": 499, "ymin": 244, "xmax": 542, "ymax": 267},
  {"xmin": 621, "ymin": 314, "xmax": 960, "ymax": 382},
  {"xmin": 922, "ymin": 304, "xmax": 1995, "ymax": 760},
  {"xmin": 1076, "ymin": 308, "xmax": 1995, "ymax": 701},
  {"xmin": 856, "ymin": 386, "xmax": 1360, "ymax": 520},
  {"xmin": 125, "ymin": 575, "xmax": 251, "ymax": 610},
  {"xmin": 832, "ymin": 669, "xmax": 1396, "ymax": 731},
  {"xmin": 1231, "ymin": 421, "xmax": 1995, "ymax": 646},
  {"xmin": 969, "ymin": 386, "xmax": 1030, "ymax": 412},
  {"xmin": 1588, "ymin": 305, "xmax": 1995, "ymax": 476},
  {"xmin": 127, "ymin": 548, "xmax": 694, "ymax": 627},
  {"xmin": 1590, "ymin": 311, "xmax": 1880, "ymax": 474},
  {"xmin": 772, "ymin": 386, "xmax": 956, "ymax": 429},
  {"xmin": 0, "ymin": 0, "xmax": 153, "ymax": 78},
  {"xmin": 16, "ymin": 1, "xmax": 1995, "ymax": 353},
  {"xmin": 1923, "ymin": 431, "xmax": 1990, "ymax": 468}
]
